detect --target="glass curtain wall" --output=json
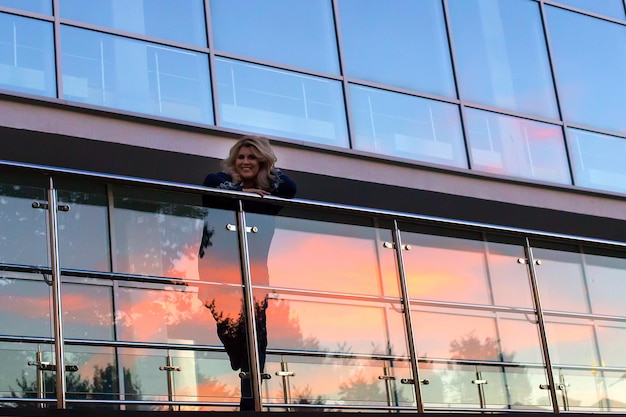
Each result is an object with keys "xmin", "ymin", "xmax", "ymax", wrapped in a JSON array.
[
  {"xmin": 0, "ymin": 0, "xmax": 625, "ymax": 195},
  {"xmin": 3, "ymin": 165, "xmax": 626, "ymax": 412}
]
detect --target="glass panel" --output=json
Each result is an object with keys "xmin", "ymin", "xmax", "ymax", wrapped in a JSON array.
[
  {"xmin": 449, "ymin": 0, "xmax": 558, "ymax": 118},
  {"xmin": 0, "ymin": 178, "xmax": 48, "ymax": 267},
  {"xmin": 583, "ymin": 251, "xmax": 626, "ymax": 316},
  {"xmin": 466, "ymin": 108, "xmax": 571, "ymax": 184},
  {"xmin": 544, "ymin": 317, "xmax": 599, "ymax": 366},
  {"xmin": 210, "ymin": 0, "xmax": 338, "ymax": 74},
  {"xmin": 263, "ymin": 355, "xmax": 415, "ymax": 407},
  {"xmin": 0, "ymin": 0, "xmax": 51, "ymax": 14},
  {"xmin": 554, "ymin": 0, "xmax": 626, "ymax": 20},
  {"xmin": 61, "ymin": 26, "xmax": 213, "ymax": 125},
  {"xmin": 0, "ymin": 341, "xmax": 55, "ymax": 399},
  {"xmin": 552, "ymin": 368, "xmax": 622, "ymax": 412},
  {"xmin": 338, "ymin": 0, "xmax": 455, "ymax": 97},
  {"xmin": 349, "ymin": 85, "xmax": 467, "ymax": 168},
  {"xmin": 57, "ymin": 184, "xmax": 110, "ymax": 272},
  {"xmin": 112, "ymin": 187, "xmax": 217, "ymax": 279},
  {"xmin": 115, "ymin": 281, "xmax": 227, "ymax": 346},
  {"xmin": 251, "ymin": 211, "xmax": 399, "ymax": 297},
  {"xmin": 567, "ymin": 129, "xmax": 626, "ymax": 195},
  {"xmin": 62, "ymin": 278, "xmax": 114, "ymax": 340},
  {"xmin": 546, "ymin": 6, "xmax": 626, "ymax": 134},
  {"xmin": 0, "ymin": 272, "xmax": 51, "ymax": 337},
  {"xmin": 596, "ymin": 321, "xmax": 626, "ymax": 367},
  {"xmin": 264, "ymin": 291, "xmax": 408, "ymax": 358},
  {"xmin": 216, "ymin": 58, "xmax": 349, "ymax": 147},
  {"xmin": 481, "ymin": 365, "xmax": 552, "ymax": 410},
  {"xmin": 59, "ymin": 0, "xmax": 207, "ymax": 46},
  {"xmin": 420, "ymin": 363, "xmax": 481, "ymax": 408},
  {"xmin": 118, "ymin": 347, "xmax": 241, "ymax": 409},
  {"xmin": 0, "ymin": 13, "xmax": 55, "ymax": 97},
  {"xmin": 532, "ymin": 246, "xmax": 588, "ymax": 313},
  {"xmin": 420, "ymin": 362, "xmax": 551, "ymax": 410},
  {"xmin": 400, "ymin": 229, "xmax": 534, "ymax": 307},
  {"xmin": 412, "ymin": 307, "xmax": 543, "ymax": 364},
  {"xmin": 64, "ymin": 345, "xmax": 118, "ymax": 400}
]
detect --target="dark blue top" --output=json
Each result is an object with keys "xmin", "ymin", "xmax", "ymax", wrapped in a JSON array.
[{"xmin": 203, "ymin": 169, "xmax": 297, "ymax": 198}]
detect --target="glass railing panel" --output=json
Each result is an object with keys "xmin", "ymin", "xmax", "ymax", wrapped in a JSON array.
[
  {"xmin": 420, "ymin": 362, "xmax": 551, "ymax": 410},
  {"xmin": 263, "ymin": 291, "xmax": 408, "ymax": 358},
  {"xmin": 262, "ymin": 354, "xmax": 415, "ymax": 408},
  {"xmin": 56, "ymin": 181, "xmax": 110, "ymax": 272},
  {"xmin": 545, "ymin": 316, "xmax": 626, "ymax": 370},
  {"xmin": 531, "ymin": 243, "xmax": 589, "ymax": 313},
  {"xmin": 115, "ymin": 280, "xmax": 234, "ymax": 347},
  {"xmin": 479, "ymin": 365, "xmax": 552, "ymax": 410},
  {"xmin": 61, "ymin": 277, "xmax": 114, "ymax": 341},
  {"xmin": 551, "ymin": 368, "xmax": 626, "ymax": 412},
  {"xmin": 0, "ymin": 174, "xmax": 49, "ymax": 268},
  {"xmin": 63, "ymin": 345, "xmax": 117, "ymax": 401},
  {"xmin": 412, "ymin": 307, "xmax": 543, "ymax": 365},
  {"xmin": 400, "ymin": 227, "xmax": 534, "ymax": 307},
  {"xmin": 0, "ymin": 341, "xmax": 55, "ymax": 401},
  {"xmin": 544, "ymin": 316, "xmax": 599, "ymax": 370},
  {"xmin": 0, "ymin": 271, "xmax": 52, "ymax": 338},
  {"xmin": 117, "ymin": 347, "xmax": 240, "ymax": 410},
  {"xmin": 582, "ymin": 248, "xmax": 626, "ymax": 317},
  {"xmin": 247, "ymin": 210, "xmax": 400, "ymax": 297},
  {"xmin": 111, "ymin": 186, "xmax": 234, "ymax": 280}
]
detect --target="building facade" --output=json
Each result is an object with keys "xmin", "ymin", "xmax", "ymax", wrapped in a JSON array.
[{"xmin": 1, "ymin": 0, "xmax": 626, "ymax": 413}]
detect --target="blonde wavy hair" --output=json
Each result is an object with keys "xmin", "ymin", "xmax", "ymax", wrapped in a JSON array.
[{"xmin": 221, "ymin": 135, "xmax": 278, "ymax": 191}]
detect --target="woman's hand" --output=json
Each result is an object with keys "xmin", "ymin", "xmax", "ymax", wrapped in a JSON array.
[{"xmin": 243, "ymin": 188, "xmax": 270, "ymax": 196}]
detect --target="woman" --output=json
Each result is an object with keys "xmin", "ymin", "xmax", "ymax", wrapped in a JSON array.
[
  {"xmin": 203, "ymin": 135, "xmax": 297, "ymax": 200},
  {"xmin": 198, "ymin": 135, "xmax": 296, "ymax": 410}
]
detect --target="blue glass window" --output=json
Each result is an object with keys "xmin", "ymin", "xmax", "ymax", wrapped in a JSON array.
[
  {"xmin": 546, "ymin": 6, "xmax": 626, "ymax": 135},
  {"xmin": 449, "ymin": 0, "xmax": 558, "ymax": 119},
  {"xmin": 216, "ymin": 58, "xmax": 349, "ymax": 147},
  {"xmin": 350, "ymin": 85, "xmax": 467, "ymax": 168},
  {"xmin": 61, "ymin": 26, "xmax": 213, "ymax": 125},
  {"xmin": 567, "ymin": 129, "xmax": 626, "ymax": 195},
  {"xmin": 466, "ymin": 108, "xmax": 571, "ymax": 185},
  {"xmin": 338, "ymin": 0, "xmax": 455, "ymax": 97},
  {"xmin": 553, "ymin": 0, "xmax": 626, "ymax": 21},
  {"xmin": 0, "ymin": 0, "xmax": 51, "ymax": 14},
  {"xmin": 0, "ymin": 13, "xmax": 55, "ymax": 97},
  {"xmin": 59, "ymin": 0, "xmax": 207, "ymax": 46},
  {"xmin": 210, "ymin": 0, "xmax": 339, "ymax": 74}
]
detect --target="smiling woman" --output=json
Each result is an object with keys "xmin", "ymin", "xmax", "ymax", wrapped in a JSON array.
[{"xmin": 198, "ymin": 134, "xmax": 296, "ymax": 410}]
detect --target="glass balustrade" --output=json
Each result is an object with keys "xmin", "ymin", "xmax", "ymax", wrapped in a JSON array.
[{"xmin": 2, "ymin": 164, "xmax": 626, "ymax": 413}]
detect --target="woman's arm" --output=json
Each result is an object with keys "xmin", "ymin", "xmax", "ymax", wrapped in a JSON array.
[
  {"xmin": 203, "ymin": 172, "xmax": 243, "ymax": 191},
  {"xmin": 272, "ymin": 170, "xmax": 297, "ymax": 198}
]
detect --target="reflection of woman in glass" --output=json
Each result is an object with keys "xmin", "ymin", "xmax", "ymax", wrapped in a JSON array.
[{"xmin": 198, "ymin": 135, "xmax": 296, "ymax": 410}]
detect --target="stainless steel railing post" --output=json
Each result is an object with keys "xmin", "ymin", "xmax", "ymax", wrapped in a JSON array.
[{"xmin": 47, "ymin": 177, "xmax": 67, "ymax": 408}]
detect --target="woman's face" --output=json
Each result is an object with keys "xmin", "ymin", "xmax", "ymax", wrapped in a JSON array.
[{"xmin": 235, "ymin": 146, "xmax": 260, "ymax": 184}]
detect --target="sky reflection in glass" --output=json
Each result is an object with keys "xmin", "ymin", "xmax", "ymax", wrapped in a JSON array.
[
  {"xmin": 210, "ymin": 0, "xmax": 339, "ymax": 74},
  {"xmin": 567, "ymin": 129, "xmax": 626, "ymax": 195},
  {"xmin": 338, "ymin": 0, "xmax": 455, "ymax": 97},
  {"xmin": 0, "ymin": 0, "xmax": 51, "ymax": 14},
  {"xmin": 553, "ymin": 0, "xmax": 626, "ymax": 21},
  {"xmin": 0, "ymin": 13, "xmax": 55, "ymax": 97},
  {"xmin": 466, "ymin": 108, "xmax": 571, "ymax": 184},
  {"xmin": 216, "ymin": 58, "xmax": 349, "ymax": 147},
  {"xmin": 59, "ymin": 0, "xmax": 207, "ymax": 46},
  {"xmin": 547, "ymin": 6, "xmax": 626, "ymax": 134},
  {"xmin": 449, "ymin": 0, "xmax": 558, "ymax": 119},
  {"xmin": 350, "ymin": 85, "xmax": 467, "ymax": 168},
  {"xmin": 61, "ymin": 26, "xmax": 213, "ymax": 124}
]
